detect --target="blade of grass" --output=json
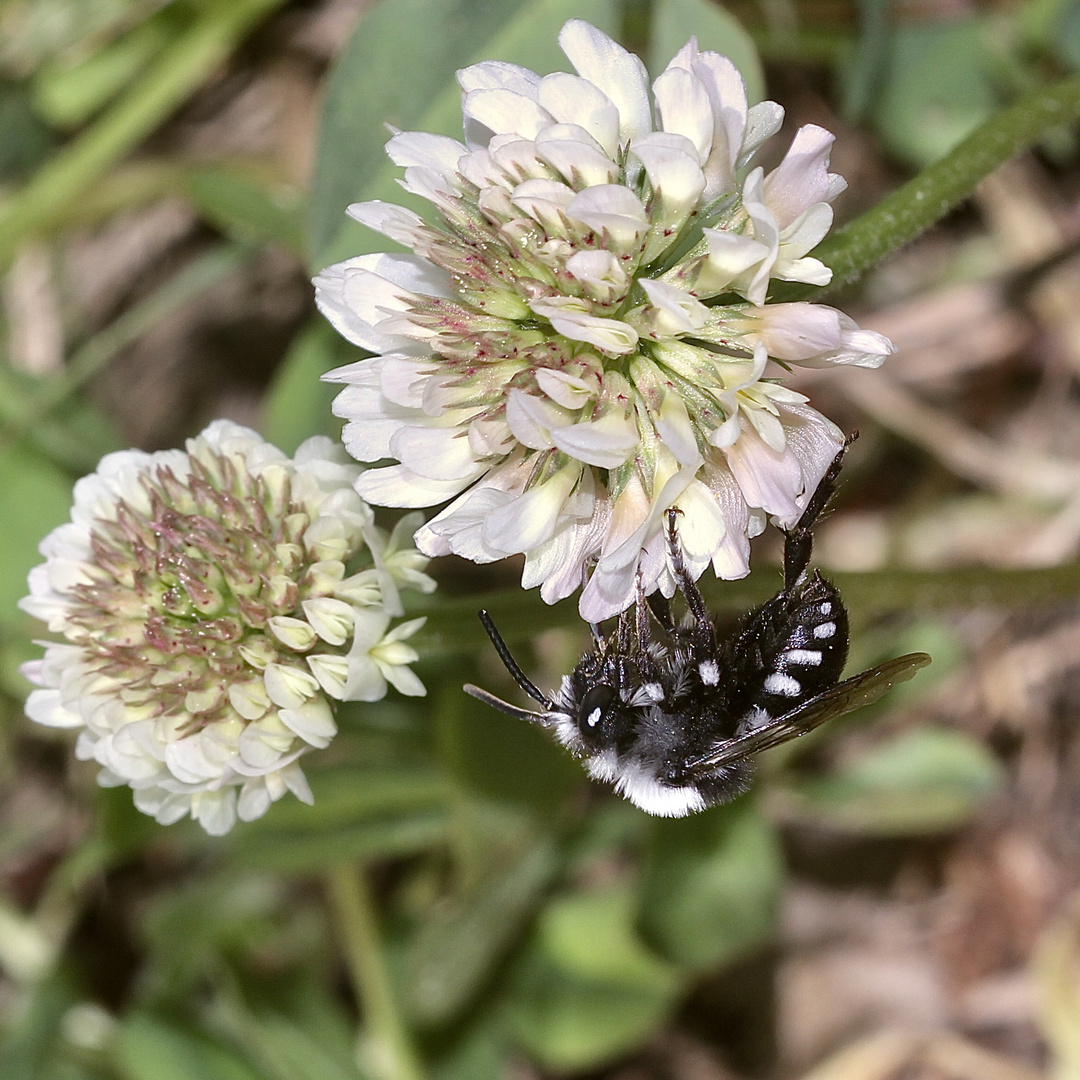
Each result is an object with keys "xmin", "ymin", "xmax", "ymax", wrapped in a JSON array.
[
  {"xmin": 411, "ymin": 562, "xmax": 1080, "ymax": 657},
  {"xmin": 0, "ymin": 242, "xmax": 250, "ymax": 457},
  {"xmin": 0, "ymin": 0, "xmax": 285, "ymax": 270}
]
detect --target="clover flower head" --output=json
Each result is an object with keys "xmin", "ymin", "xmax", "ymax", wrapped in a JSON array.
[
  {"xmin": 315, "ymin": 20, "xmax": 894, "ymax": 621},
  {"xmin": 20, "ymin": 421, "xmax": 434, "ymax": 835}
]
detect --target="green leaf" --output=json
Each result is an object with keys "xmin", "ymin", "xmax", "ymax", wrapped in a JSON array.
[
  {"xmin": 841, "ymin": 0, "xmax": 892, "ymax": 123},
  {"xmin": 115, "ymin": 1014, "xmax": 264, "ymax": 1080},
  {"xmin": 507, "ymin": 885, "xmax": 682, "ymax": 1071},
  {"xmin": 429, "ymin": 1014, "xmax": 508, "ymax": 1080},
  {"xmin": 206, "ymin": 1008, "xmax": 365, "ymax": 1080},
  {"xmin": 232, "ymin": 814, "xmax": 449, "ymax": 871},
  {"xmin": 0, "ymin": 969, "xmax": 79, "ymax": 1079},
  {"xmin": 309, "ymin": 0, "xmax": 620, "ymax": 270},
  {"xmin": 186, "ymin": 166, "xmax": 306, "ymax": 254},
  {"xmin": 228, "ymin": 766, "xmax": 451, "ymax": 870},
  {"xmin": 1052, "ymin": 0, "xmax": 1080, "ymax": 69},
  {"xmin": 0, "ymin": 445, "xmax": 74, "ymax": 628},
  {"xmin": 872, "ymin": 16, "xmax": 999, "ymax": 168},
  {"xmin": 140, "ymin": 873, "xmax": 283, "ymax": 999},
  {"xmin": 434, "ymin": 678, "xmax": 581, "ymax": 812},
  {"xmin": 0, "ymin": 84, "xmax": 55, "ymax": 183},
  {"xmin": 779, "ymin": 727, "xmax": 1003, "ymax": 835},
  {"xmin": 259, "ymin": 320, "xmax": 347, "ymax": 454},
  {"xmin": 649, "ymin": 0, "xmax": 763, "ymax": 103},
  {"xmin": 540, "ymin": 886, "xmax": 680, "ymax": 989},
  {"xmin": 638, "ymin": 798, "xmax": 784, "ymax": 970},
  {"xmin": 405, "ymin": 836, "xmax": 560, "ymax": 1025}
]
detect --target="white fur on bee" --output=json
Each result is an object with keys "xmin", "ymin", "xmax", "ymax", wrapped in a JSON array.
[
  {"xmin": 604, "ymin": 758, "xmax": 707, "ymax": 817},
  {"xmin": 698, "ymin": 660, "xmax": 720, "ymax": 685},
  {"xmin": 765, "ymin": 672, "xmax": 802, "ymax": 697},
  {"xmin": 741, "ymin": 705, "xmax": 772, "ymax": 731}
]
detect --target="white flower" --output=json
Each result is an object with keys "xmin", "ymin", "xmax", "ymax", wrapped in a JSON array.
[
  {"xmin": 19, "ymin": 421, "xmax": 433, "ymax": 836},
  {"xmin": 315, "ymin": 20, "xmax": 895, "ymax": 622}
]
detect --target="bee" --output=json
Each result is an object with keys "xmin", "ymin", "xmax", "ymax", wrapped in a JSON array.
[{"xmin": 464, "ymin": 442, "xmax": 931, "ymax": 817}]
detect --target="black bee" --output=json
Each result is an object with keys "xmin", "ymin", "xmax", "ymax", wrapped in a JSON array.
[{"xmin": 464, "ymin": 442, "xmax": 931, "ymax": 816}]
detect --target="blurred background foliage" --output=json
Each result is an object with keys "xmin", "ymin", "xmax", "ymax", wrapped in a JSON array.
[{"xmin": 2, "ymin": 0, "xmax": 1080, "ymax": 1077}]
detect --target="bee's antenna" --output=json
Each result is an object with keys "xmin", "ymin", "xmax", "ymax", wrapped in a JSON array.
[
  {"xmin": 463, "ymin": 683, "xmax": 550, "ymax": 723},
  {"xmin": 476, "ymin": 610, "xmax": 554, "ymax": 709}
]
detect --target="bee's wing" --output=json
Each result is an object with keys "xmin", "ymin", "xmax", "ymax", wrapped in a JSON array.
[{"xmin": 688, "ymin": 652, "xmax": 931, "ymax": 774}]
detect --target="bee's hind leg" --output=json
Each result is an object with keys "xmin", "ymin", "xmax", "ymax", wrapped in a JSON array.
[
  {"xmin": 665, "ymin": 508, "xmax": 710, "ymax": 628},
  {"xmin": 783, "ymin": 434, "xmax": 857, "ymax": 590}
]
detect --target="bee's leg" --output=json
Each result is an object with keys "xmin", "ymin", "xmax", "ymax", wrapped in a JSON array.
[
  {"xmin": 665, "ymin": 508, "xmax": 710, "ymax": 627},
  {"xmin": 612, "ymin": 604, "xmax": 637, "ymax": 691},
  {"xmin": 646, "ymin": 591, "xmax": 675, "ymax": 634},
  {"xmin": 632, "ymin": 569, "xmax": 665, "ymax": 682},
  {"xmin": 582, "ymin": 564, "xmax": 605, "ymax": 648},
  {"xmin": 783, "ymin": 435, "xmax": 855, "ymax": 590}
]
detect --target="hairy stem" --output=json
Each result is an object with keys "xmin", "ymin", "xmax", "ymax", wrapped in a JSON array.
[{"xmin": 796, "ymin": 74, "xmax": 1080, "ymax": 297}]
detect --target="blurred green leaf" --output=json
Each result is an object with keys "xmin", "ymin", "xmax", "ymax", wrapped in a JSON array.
[
  {"xmin": 872, "ymin": 17, "xmax": 999, "ymax": 167},
  {"xmin": 841, "ymin": 0, "xmax": 891, "ymax": 123},
  {"xmin": 33, "ymin": 15, "xmax": 172, "ymax": 129},
  {"xmin": 229, "ymin": 766, "xmax": 450, "ymax": 870},
  {"xmin": 0, "ymin": 83, "xmax": 54, "ymax": 181},
  {"xmin": 507, "ymin": 885, "xmax": 682, "ymax": 1071},
  {"xmin": 204, "ymin": 1004, "xmax": 365, "ymax": 1080},
  {"xmin": 649, "ymin": 0, "xmax": 763, "ymax": 102},
  {"xmin": 233, "ymin": 815, "xmax": 449, "ymax": 872},
  {"xmin": 434, "ymin": 678, "xmax": 581, "ymax": 812},
  {"xmin": 1052, "ymin": 0, "xmax": 1080, "ymax": 68},
  {"xmin": 310, "ymin": 0, "xmax": 620, "ymax": 270},
  {"xmin": 639, "ymin": 798, "xmax": 783, "ymax": 970},
  {"xmin": 116, "ymin": 1013, "xmax": 265, "ymax": 1080},
  {"xmin": 141, "ymin": 874, "xmax": 283, "ymax": 999},
  {"xmin": 186, "ymin": 166, "xmax": 306, "ymax": 255},
  {"xmin": 540, "ymin": 886, "xmax": 679, "ymax": 989},
  {"xmin": 405, "ymin": 835, "xmax": 559, "ymax": 1026},
  {"xmin": 246, "ymin": 767, "xmax": 450, "ymax": 831},
  {"xmin": 778, "ymin": 727, "xmax": 1003, "ymax": 835},
  {"xmin": 260, "ymin": 320, "xmax": 347, "ymax": 454},
  {"xmin": 429, "ymin": 1014, "xmax": 507, "ymax": 1080},
  {"xmin": 0, "ymin": 968, "xmax": 79, "ymax": 1078},
  {"xmin": 0, "ymin": 444, "xmax": 74, "ymax": 626}
]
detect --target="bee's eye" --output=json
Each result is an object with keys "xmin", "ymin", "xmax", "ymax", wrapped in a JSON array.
[{"xmin": 578, "ymin": 683, "xmax": 617, "ymax": 731}]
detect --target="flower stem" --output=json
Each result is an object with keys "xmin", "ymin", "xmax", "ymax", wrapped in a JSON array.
[
  {"xmin": 325, "ymin": 864, "xmax": 427, "ymax": 1080},
  {"xmin": 787, "ymin": 73, "xmax": 1080, "ymax": 298}
]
